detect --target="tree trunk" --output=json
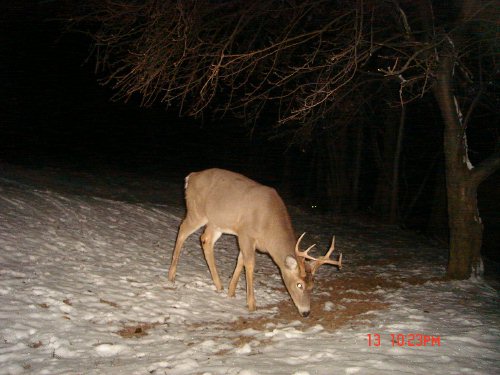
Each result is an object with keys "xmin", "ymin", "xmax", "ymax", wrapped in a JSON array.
[
  {"xmin": 433, "ymin": 53, "xmax": 482, "ymax": 279},
  {"xmin": 445, "ymin": 181, "xmax": 483, "ymax": 279},
  {"xmin": 350, "ymin": 124, "xmax": 363, "ymax": 213},
  {"xmin": 325, "ymin": 128, "xmax": 347, "ymax": 213},
  {"xmin": 390, "ymin": 104, "xmax": 405, "ymax": 223},
  {"xmin": 427, "ymin": 158, "xmax": 448, "ymax": 243},
  {"xmin": 281, "ymin": 150, "xmax": 293, "ymax": 196},
  {"xmin": 373, "ymin": 108, "xmax": 399, "ymax": 221}
]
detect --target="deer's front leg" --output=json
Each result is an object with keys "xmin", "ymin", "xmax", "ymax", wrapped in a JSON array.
[
  {"xmin": 238, "ymin": 236, "xmax": 256, "ymax": 311},
  {"xmin": 228, "ymin": 252, "xmax": 244, "ymax": 297}
]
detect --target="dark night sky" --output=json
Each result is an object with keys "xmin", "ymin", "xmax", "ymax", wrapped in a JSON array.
[{"xmin": 0, "ymin": 1, "xmax": 283, "ymax": 181}]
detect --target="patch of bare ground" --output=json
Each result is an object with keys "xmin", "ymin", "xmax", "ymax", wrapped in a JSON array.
[
  {"xmin": 216, "ymin": 273, "xmax": 442, "ymax": 336},
  {"xmin": 117, "ymin": 322, "xmax": 162, "ymax": 338},
  {"xmin": 226, "ymin": 279, "xmax": 389, "ymax": 334},
  {"xmin": 116, "ymin": 274, "xmax": 441, "ymax": 348},
  {"xmin": 203, "ymin": 275, "xmax": 393, "ymax": 355}
]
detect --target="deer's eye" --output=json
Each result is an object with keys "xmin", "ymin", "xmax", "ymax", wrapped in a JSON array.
[{"xmin": 296, "ymin": 282, "xmax": 304, "ymax": 290}]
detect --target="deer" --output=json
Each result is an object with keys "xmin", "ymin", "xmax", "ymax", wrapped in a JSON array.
[{"xmin": 167, "ymin": 168, "xmax": 342, "ymax": 317}]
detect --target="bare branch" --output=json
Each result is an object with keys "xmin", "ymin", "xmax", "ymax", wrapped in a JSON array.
[{"xmin": 69, "ymin": 0, "xmax": 497, "ymax": 142}]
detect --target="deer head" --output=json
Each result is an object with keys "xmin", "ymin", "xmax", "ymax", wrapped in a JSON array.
[{"xmin": 282, "ymin": 232, "xmax": 342, "ymax": 317}]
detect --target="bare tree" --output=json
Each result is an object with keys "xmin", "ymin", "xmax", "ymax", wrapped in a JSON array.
[
  {"xmin": 380, "ymin": 0, "xmax": 500, "ymax": 278},
  {"xmin": 72, "ymin": 1, "xmax": 379, "ymax": 135},
  {"xmin": 73, "ymin": 0, "xmax": 500, "ymax": 279}
]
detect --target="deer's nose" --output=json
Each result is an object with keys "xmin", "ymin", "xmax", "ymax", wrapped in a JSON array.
[{"xmin": 301, "ymin": 310, "xmax": 310, "ymax": 318}]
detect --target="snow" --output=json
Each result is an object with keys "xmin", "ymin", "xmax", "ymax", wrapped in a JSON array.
[{"xmin": 0, "ymin": 165, "xmax": 499, "ymax": 374}]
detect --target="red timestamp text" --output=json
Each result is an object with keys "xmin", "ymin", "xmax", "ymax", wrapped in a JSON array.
[{"xmin": 367, "ymin": 333, "xmax": 441, "ymax": 347}]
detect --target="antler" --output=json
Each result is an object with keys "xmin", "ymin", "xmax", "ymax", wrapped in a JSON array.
[
  {"xmin": 310, "ymin": 236, "xmax": 342, "ymax": 274},
  {"xmin": 295, "ymin": 233, "xmax": 342, "ymax": 275},
  {"xmin": 295, "ymin": 232, "xmax": 317, "ymax": 261}
]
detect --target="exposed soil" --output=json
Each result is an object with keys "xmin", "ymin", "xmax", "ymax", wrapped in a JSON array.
[
  {"xmin": 116, "ymin": 272, "xmax": 441, "ymax": 343},
  {"xmin": 225, "ymin": 272, "xmax": 443, "ymax": 334},
  {"xmin": 117, "ymin": 322, "xmax": 162, "ymax": 338}
]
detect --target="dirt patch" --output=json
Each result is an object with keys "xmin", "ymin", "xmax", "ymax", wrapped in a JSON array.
[
  {"xmin": 191, "ymin": 275, "xmax": 395, "ymax": 356},
  {"xmin": 117, "ymin": 322, "xmax": 161, "ymax": 338},
  {"xmin": 217, "ymin": 273, "xmax": 440, "ymax": 334},
  {"xmin": 225, "ymin": 278, "xmax": 389, "ymax": 333},
  {"xmin": 116, "ymin": 274, "xmax": 439, "ymax": 345}
]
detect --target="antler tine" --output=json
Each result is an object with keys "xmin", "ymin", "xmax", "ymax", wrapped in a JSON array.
[
  {"xmin": 295, "ymin": 232, "xmax": 306, "ymax": 253},
  {"xmin": 310, "ymin": 235, "xmax": 342, "ymax": 274},
  {"xmin": 324, "ymin": 235, "xmax": 336, "ymax": 258},
  {"xmin": 295, "ymin": 232, "xmax": 317, "ymax": 261}
]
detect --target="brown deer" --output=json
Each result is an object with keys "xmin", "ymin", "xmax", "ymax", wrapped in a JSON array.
[{"xmin": 167, "ymin": 168, "xmax": 342, "ymax": 317}]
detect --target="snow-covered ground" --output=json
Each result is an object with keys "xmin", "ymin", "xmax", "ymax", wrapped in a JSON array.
[{"xmin": 0, "ymin": 165, "xmax": 498, "ymax": 374}]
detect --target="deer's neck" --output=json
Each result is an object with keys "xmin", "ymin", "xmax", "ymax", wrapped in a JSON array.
[{"xmin": 263, "ymin": 225, "xmax": 296, "ymax": 269}]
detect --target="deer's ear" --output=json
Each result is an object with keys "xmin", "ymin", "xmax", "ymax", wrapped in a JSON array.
[{"xmin": 285, "ymin": 255, "xmax": 298, "ymax": 270}]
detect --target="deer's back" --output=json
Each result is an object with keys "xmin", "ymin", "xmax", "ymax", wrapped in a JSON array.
[{"xmin": 185, "ymin": 168, "xmax": 290, "ymax": 237}]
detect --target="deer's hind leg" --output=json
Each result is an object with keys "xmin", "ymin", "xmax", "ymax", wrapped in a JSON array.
[
  {"xmin": 200, "ymin": 225, "xmax": 223, "ymax": 291},
  {"xmin": 168, "ymin": 214, "xmax": 206, "ymax": 282}
]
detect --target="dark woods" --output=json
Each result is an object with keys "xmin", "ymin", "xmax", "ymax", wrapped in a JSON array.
[{"xmin": 7, "ymin": 1, "xmax": 499, "ymax": 278}]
